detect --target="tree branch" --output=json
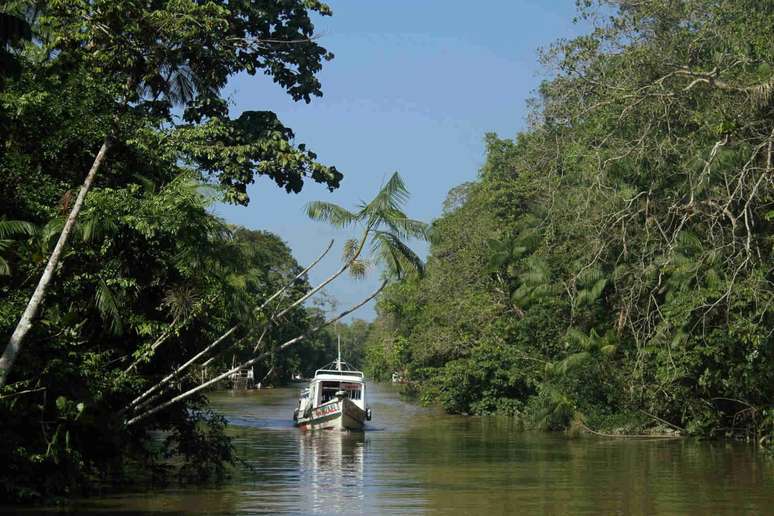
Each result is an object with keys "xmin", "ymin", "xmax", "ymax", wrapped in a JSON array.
[
  {"xmin": 124, "ymin": 325, "xmax": 238, "ymax": 412},
  {"xmin": 125, "ymin": 280, "xmax": 386, "ymax": 427}
]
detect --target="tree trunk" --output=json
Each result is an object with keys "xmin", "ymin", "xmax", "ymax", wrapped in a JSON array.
[
  {"xmin": 259, "ymin": 239, "xmax": 333, "ymax": 312},
  {"xmin": 251, "ymin": 229, "xmax": 370, "ymax": 353},
  {"xmin": 123, "ymin": 315, "xmax": 180, "ymax": 374},
  {"xmin": 0, "ymin": 136, "xmax": 113, "ymax": 387},
  {"xmin": 274, "ymin": 227, "xmax": 371, "ymax": 320},
  {"xmin": 125, "ymin": 280, "xmax": 386, "ymax": 426},
  {"xmin": 126, "ymin": 325, "xmax": 238, "ymax": 411}
]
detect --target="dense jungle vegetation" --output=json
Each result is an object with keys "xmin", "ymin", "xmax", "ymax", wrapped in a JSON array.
[
  {"xmin": 365, "ymin": 0, "xmax": 774, "ymax": 442},
  {"xmin": 0, "ymin": 0, "xmax": 388, "ymax": 503},
  {"xmin": 3, "ymin": 0, "xmax": 773, "ymax": 505}
]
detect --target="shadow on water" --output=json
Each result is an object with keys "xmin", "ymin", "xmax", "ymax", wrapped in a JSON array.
[{"xmin": 22, "ymin": 383, "xmax": 774, "ymax": 515}]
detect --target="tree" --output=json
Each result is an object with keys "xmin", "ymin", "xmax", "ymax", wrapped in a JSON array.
[
  {"xmin": 305, "ymin": 171, "xmax": 429, "ymax": 279},
  {"xmin": 366, "ymin": 0, "xmax": 774, "ymax": 440},
  {"xmin": 122, "ymin": 172, "xmax": 428, "ymax": 427},
  {"xmin": 1, "ymin": 0, "xmax": 342, "ymax": 386}
]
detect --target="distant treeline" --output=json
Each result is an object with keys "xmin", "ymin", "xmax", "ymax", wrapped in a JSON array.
[{"xmin": 364, "ymin": 0, "xmax": 774, "ymax": 441}]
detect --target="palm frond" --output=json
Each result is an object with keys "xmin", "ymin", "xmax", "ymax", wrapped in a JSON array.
[
  {"xmin": 381, "ymin": 209, "xmax": 430, "ymax": 240},
  {"xmin": 0, "ymin": 220, "xmax": 34, "ymax": 275},
  {"xmin": 163, "ymin": 285, "xmax": 200, "ymax": 321},
  {"xmin": 41, "ymin": 217, "xmax": 66, "ymax": 252},
  {"xmin": 170, "ymin": 66, "xmax": 197, "ymax": 105},
  {"xmin": 564, "ymin": 328, "xmax": 588, "ymax": 348},
  {"xmin": 576, "ymin": 267, "xmax": 603, "ymax": 287},
  {"xmin": 676, "ymin": 230, "xmax": 702, "ymax": 254},
  {"xmin": 372, "ymin": 230, "xmax": 425, "ymax": 278},
  {"xmin": 305, "ymin": 201, "xmax": 359, "ymax": 227},
  {"xmin": 363, "ymin": 172, "xmax": 409, "ymax": 217},
  {"xmin": 749, "ymin": 77, "xmax": 774, "ymax": 108},
  {"xmin": 0, "ymin": 219, "xmax": 34, "ymax": 239},
  {"xmin": 80, "ymin": 212, "xmax": 118, "ymax": 243},
  {"xmin": 376, "ymin": 238, "xmax": 403, "ymax": 278},
  {"xmin": 95, "ymin": 280, "xmax": 124, "ymax": 335},
  {"xmin": 558, "ymin": 351, "xmax": 591, "ymax": 374}
]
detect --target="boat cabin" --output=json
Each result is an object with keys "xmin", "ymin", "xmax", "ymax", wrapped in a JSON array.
[
  {"xmin": 307, "ymin": 366, "xmax": 366, "ymax": 411},
  {"xmin": 293, "ymin": 350, "xmax": 371, "ymax": 430}
]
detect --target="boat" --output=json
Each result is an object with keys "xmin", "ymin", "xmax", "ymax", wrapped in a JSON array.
[{"xmin": 293, "ymin": 340, "xmax": 371, "ymax": 431}]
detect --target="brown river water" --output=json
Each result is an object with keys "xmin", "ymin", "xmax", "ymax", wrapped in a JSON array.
[{"xmin": 27, "ymin": 383, "xmax": 774, "ymax": 514}]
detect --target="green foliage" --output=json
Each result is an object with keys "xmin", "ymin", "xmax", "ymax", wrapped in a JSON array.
[
  {"xmin": 306, "ymin": 172, "xmax": 429, "ymax": 280},
  {"xmin": 0, "ymin": 0, "xmax": 346, "ymax": 502},
  {"xmin": 365, "ymin": 0, "xmax": 774, "ymax": 443},
  {"xmin": 0, "ymin": 219, "xmax": 35, "ymax": 275}
]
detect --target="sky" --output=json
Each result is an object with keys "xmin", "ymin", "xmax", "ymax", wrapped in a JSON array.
[{"xmin": 214, "ymin": 1, "xmax": 585, "ymax": 321}]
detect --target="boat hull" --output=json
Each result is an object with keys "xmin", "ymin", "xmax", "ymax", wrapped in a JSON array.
[{"xmin": 296, "ymin": 397, "xmax": 366, "ymax": 431}]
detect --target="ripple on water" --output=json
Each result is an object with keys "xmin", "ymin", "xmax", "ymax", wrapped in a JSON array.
[{"xmin": 30, "ymin": 384, "xmax": 774, "ymax": 514}]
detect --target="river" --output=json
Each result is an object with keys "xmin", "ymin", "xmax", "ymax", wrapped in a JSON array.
[{"xmin": 42, "ymin": 384, "xmax": 774, "ymax": 514}]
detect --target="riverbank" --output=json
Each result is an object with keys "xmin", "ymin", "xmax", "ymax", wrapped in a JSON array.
[{"xmin": 12, "ymin": 384, "xmax": 773, "ymax": 514}]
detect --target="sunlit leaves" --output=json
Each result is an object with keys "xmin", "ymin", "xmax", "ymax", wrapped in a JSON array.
[
  {"xmin": 306, "ymin": 172, "xmax": 428, "ymax": 280},
  {"xmin": 305, "ymin": 202, "xmax": 358, "ymax": 228},
  {"xmin": 173, "ymin": 112, "xmax": 342, "ymax": 204}
]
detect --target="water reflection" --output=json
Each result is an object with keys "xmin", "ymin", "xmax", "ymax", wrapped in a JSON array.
[
  {"xmin": 299, "ymin": 432, "xmax": 365, "ymax": 513},
  {"xmin": 25, "ymin": 384, "xmax": 774, "ymax": 514}
]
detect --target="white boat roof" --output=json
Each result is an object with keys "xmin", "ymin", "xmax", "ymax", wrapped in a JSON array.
[
  {"xmin": 312, "ymin": 359, "xmax": 364, "ymax": 383},
  {"xmin": 313, "ymin": 371, "xmax": 364, "ymax": 383}
]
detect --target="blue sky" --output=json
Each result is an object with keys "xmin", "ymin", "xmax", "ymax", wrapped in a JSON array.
[{"xmin": 214, "ymin": 1, "xmax": 584, "ymax": 320}]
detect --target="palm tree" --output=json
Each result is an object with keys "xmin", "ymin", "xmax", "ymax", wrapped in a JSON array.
[
  {"xmin": 123, "ymin": 172, "xmax": 428, "ymax": 426},
  {"xmin": 306, "ymin": 171, "xmax": 429, "ymax": 280},
  {"xmin": 264, "ymin": 172, "xmax": 428, "ymax": 326}
]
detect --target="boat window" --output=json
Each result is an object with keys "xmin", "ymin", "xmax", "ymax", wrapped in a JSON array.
[
  {"xmin": 318, "ymin": 381, "xmax": 362, "ymax": 402},
  {"xmin": 321, "ymin": 381, "xmax": 339, "ymax": 403},
  {"xmin": 341, "ymin": 382, "xmax": 362, "ymax": 400}
]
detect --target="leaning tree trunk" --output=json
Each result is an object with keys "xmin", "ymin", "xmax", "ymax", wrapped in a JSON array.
[
  {"xmin": 0, "ymin": 136, "xmax": 113, "ymax": 387},
  {"xmin": 125, "ymin": 280, "xmax": 387, "ymax": 426}
]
